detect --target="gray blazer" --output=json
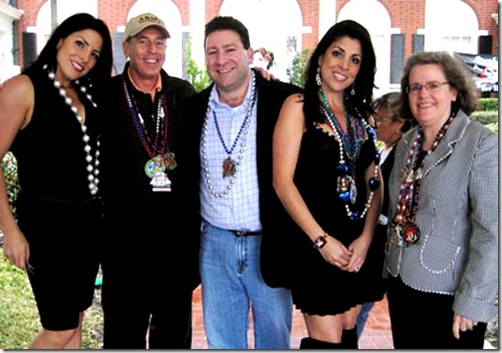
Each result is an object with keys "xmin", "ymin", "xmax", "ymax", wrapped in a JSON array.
[{"xmin": 384, "ymin": 110, "xmax": 498, "ymax": 323}]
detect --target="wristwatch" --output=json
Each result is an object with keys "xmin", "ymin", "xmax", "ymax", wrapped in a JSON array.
[{"xmin": 313, "ymin": 235, "xmax": 327, "ymax": 249}]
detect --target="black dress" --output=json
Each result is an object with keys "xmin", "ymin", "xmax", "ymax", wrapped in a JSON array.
[
  {"xmin": 10, "ymin": 67, "xmax": 103, "ymax": 330},
  {"xmin": 287, "ymin": 123, "xmax": 385, "ymax": 315}
]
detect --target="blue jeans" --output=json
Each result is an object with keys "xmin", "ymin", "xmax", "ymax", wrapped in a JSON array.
[
  {"xmin": 356, "ymin": 301, "xmax": 375, "ymax": 338},
  {"xmin": 200, "ymin": 222, "xmax": 292, "ymax": 349}
]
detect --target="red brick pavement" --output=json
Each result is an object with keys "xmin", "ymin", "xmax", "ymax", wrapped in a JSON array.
[{"xmin": 191, "ymin": 285, "xmax": 394, "ymax": 349}]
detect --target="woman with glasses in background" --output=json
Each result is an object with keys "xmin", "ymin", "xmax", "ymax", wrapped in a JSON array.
[
  {"xmin": 384, "ymin": 51, "xmax": 498, "ymax": 349},
  {"xmin": 355, "ymin": 91, "xmax": 414, "ymax": 339}
]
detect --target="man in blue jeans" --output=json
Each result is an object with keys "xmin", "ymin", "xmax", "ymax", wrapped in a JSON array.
[{"xmin": 176, "ymin": 16, "xmax": 302, "ymax": 349}]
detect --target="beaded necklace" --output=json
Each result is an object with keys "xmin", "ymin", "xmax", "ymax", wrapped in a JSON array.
[
  {"xmin": 318, "ymin": 88, "xmax": 380, "ymax": 220},
  {"xmin": 201, "ymin": 71, "xmax": 257, "ymax": 198},
  {"xmin": 391, "ymin": 114, "xmax": 455, "ymax": 246},
  {"xmin": 318, "ymin": 89, "xmax": 365, "ymax": 161},
  {"xmin": 122, "ymin": 78, "xmax": 174, "ymax": 191},
  {"xmin": 45, "ymin": 65, "xmax": 100, "ymax": 195}
]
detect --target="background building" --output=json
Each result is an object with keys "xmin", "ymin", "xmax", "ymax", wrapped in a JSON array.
[{"xmin": 1, "ymin": 0, "xmax": 499, "ymax": 96}]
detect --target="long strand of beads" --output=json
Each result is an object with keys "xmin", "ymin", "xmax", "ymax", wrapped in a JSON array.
[
  {"xmin": 320, "ymin": 98, "xmax": 380, "ymax": 221},
  {"xmin": 392, "ymin": 114, "xmax": 454, "ymax": 235},
  {"xmin": 45, "ymin": 65, "xmax": 100, "ymax": 195},
  {"xmin": 123, "ymin": 79, "xmax": 168, "ymax": 158},
  {"xmin": 74, "ymin": 79, "xmax": 97, "ymax": 108},
  {"xmin": 201, "ymin": 71, "xmax": 257, "ymax": 198},
  {"xmin": 318, "ymin": 89, "xmax": 364, "ymax": 161}
]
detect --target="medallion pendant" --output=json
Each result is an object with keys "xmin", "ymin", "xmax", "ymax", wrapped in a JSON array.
[
  {"xmin": 391, "ymin": 115, "xmax": 454, "ymax": 246},
  {"xmin": 123, "ymin": 79, "xmax": 174, "ymax": 192}
]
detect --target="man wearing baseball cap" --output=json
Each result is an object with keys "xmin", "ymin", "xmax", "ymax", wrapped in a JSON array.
[
  {"xmin": 123, "ymin": 12, "xmax": 171, "ymax": 41},
  {"xmin": 99, "ymin": 12, "xmax": 200, "ymax": 349}
]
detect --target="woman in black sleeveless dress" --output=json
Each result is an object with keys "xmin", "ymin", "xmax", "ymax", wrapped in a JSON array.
[
  {"xmin": 0, "ymin": 13, "xmax": 112, "ymax": 349},
  {"xmin": 272, "ymin": 20, "xmax": 383, "ymax": 349}
]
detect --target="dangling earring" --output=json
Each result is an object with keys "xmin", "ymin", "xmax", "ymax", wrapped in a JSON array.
[
  {"xmin": 350, "ymin": 82, "xmax": 355, "ymax": 96},
  {"xmin": 316, "ymin": 66, "xmax": 322, "ymax": 86}
]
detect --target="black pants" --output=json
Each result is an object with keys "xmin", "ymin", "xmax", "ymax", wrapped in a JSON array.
[
  {"xmin": 101, "ymin": 247, "xmax": 193, "ymax": 349},
  {"xmin": 387, "ymin": 276, "xmax": 487, "ymax": 349}
]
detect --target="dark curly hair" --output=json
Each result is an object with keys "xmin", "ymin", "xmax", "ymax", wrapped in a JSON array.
[
  {"xmin": 204, "ymin": 16, "xmax": 250, "ymax": 50},
  {"xmin": 303, "ymin": 19, "xmax": 377, "ymax": 124}
]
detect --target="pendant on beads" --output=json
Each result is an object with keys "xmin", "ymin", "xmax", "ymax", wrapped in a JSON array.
[
  {"xmin": 337, "ymin": 175, "xmax": 357, "ymax": 204},
  {"xmin": 222, "ymin": 156, "xmax": 237, "ymax": 178},
  {"xmin": 150, "ymin": 171, "xmax": 172, "ymax": 192},
  {"xmin": 402, "ymin": 222, "xmax": 421, "ymax": 245}
]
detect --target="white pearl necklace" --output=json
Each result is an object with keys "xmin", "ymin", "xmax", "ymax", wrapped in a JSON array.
[
  {"xmin": 201, "ymin": 71, "xmax": 256, "ymax": 198},
  {"xmin": 45, "ymin": 65, "xmax": 100, "ymax": 195}
]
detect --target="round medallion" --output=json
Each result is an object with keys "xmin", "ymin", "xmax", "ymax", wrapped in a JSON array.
[
  {"xmin": 403, "ymin": 223, "xmax": 420, "ymax": 245},
  {"xmin": 144, "ymin": 155, "xmax": 165, "ymax": 179}
]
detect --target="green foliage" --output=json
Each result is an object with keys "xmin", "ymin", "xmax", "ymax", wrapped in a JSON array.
[
  {"xmin": 2, "ymin": 152, "xmax": 19, "ymax": 216},
  {"xmin": 0, "ymin": 256, "xmax": 39, "ymax": 348},
  {"xmin": 0, "ymin": 249, "xmax": 104, "ymax": 348},
  {"xmin": 470, "ymin": 111, "xmax": 499, "ymax": 126},
  {"xmin": 184, "ymin": 36, "xmax": 211, "ymax": 92},
  {"xmin": 484, "ymin": 122, "xmax": 499, "ymax": 133},
  {"xmin": 290, "ymin": 49, "xmax": 313, "ymax": 87},
  {"xmin": 478, "ymin": 98, "xmax": 498, "ymax": 111}
]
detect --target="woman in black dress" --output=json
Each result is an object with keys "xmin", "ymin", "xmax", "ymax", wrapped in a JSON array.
[
  {"xmin": 0, "ymin": 13, "xmax": 112, "ymax": 348},
  {"xmin": 272, "ymin": 20, "xmax": 382, "ymax": 349}
]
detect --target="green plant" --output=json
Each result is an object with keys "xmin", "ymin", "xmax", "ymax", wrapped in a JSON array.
[
  {"xmin": 290, "ymin": 49, "xmax": 313, "ymax": 87},
  {"xmin": 1, "ymin": 152, "xmax": 19, "ymax": 217},
  {"xmin": 0, "ymin": 255, "xmax": 39, "ymax": 348},
  {"xmin": 478, "ymin": 98, "xmax": 498, "ymax": 111},
  {"xmin": 470, "ymin": 111, "xmax": 499, "ymax": 126},
  {"xmin": 484, "ymin": 122, "xmax": 498, "ymax": 133},
  {"xmin": 0, "ymin": 249, "xmax": 104, "ymax": 349},
  {"xmin": 184, "ymin": 36, "xmax": 211, "ymax": 92}
]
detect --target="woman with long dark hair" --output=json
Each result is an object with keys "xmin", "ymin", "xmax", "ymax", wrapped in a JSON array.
[
  {"xmin": 0, "ymin": 13, "xmax": 112, "ymax": 348},
  {"xmin": 272, "ymin": 20, "xmax": 383, "ymax": 349}
]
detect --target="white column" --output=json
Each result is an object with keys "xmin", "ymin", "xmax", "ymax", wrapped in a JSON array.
[
  {"xmin": 319, "ymin": 0, "xmax": 337, "ymax": 40},
  {"xmin": 189, "ymin": 0, "xmax": 206, "ymax": 69}
]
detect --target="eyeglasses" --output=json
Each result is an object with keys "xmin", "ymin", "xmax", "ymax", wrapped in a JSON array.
[
  {"xmin": 406, "ymin": 81, "xmax": 450, "ymax": 94},
  {"xmin": 374, "ymin": 116, "xmax": 392, "ymax": 124}
]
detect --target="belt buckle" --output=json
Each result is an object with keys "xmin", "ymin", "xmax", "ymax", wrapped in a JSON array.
[{"xmin": 233, "ymin": 230, "xmax": 260, "ymax": 237}]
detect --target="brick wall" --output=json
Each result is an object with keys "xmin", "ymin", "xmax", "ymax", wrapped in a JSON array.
[{"xmin": 12, "ymin": 0, "xmax": 499, "ymax": 70}]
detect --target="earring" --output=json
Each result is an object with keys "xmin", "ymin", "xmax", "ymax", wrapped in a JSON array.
[
  {"xmin": 316, "ymin": 66, "xmax": 322, "ymax": 86},
  {"xmin": 350, "ymin": 83, "xmax": 355, "ymax": 96}
]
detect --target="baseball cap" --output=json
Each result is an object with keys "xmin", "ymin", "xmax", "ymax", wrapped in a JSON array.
[{"xmin": 123, "ymin": 13, "xmax": 170, "ymax": 42}]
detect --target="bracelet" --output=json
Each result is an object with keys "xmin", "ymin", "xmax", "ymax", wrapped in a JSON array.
[{"xmin": 313, "ymin": 234, "xmax": 327, "ymax": 249}]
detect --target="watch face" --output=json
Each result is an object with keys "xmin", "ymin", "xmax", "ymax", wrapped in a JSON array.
[{"xmin": 314, "ymin": 235, "xmax": 327, "ymax": 249}]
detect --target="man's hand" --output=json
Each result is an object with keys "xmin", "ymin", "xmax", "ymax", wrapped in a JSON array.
[{"xmin": 253, "ymin": 67, "xmax": 278, "ymax": 81}]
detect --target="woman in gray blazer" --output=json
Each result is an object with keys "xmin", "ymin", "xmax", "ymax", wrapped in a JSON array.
[{"xmin": 384, "ymin": 51, "xmax": 498, "ymax": 349}]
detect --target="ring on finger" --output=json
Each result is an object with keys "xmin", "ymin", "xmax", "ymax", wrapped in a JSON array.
[{"xmin": 354, "ymin": 267, "xmax": 360, "ymax": 273}]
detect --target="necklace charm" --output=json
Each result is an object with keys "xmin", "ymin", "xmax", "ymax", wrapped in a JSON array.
[
  {"xmin": 320, "ymin": 88, "xmax": 380, "ymax": 219},
  {"xmin": 391, "ymin": 115, "xmax": 454, "ymax": 247},
  {"xmin": 222, "ymin": 156, "xmax": 237, "ymax": 178},
  {"xmin": 337, "ymin": 175, "xmax": 356, "ymax": 204},
  {"xmin": 402, "ymin": 222, "xmax": 420, "ymax": 245},
  {"xmin": 145, "ymin": 155, "xmax": 166, "ymax": 178},
  {"xmin": 201, "ymin": 71, "xmax": 257, "ymax": 197},
  {"xmin": 123, "ymin": 78, "xmax": 174, "ymax": 192},
  {"xmin": 150, "ymin": 171, "xmax": 171, "ymax": 192},
  {"xmin": 350, "ymin": 182, "xmax": 357, "ymax": 204}
]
